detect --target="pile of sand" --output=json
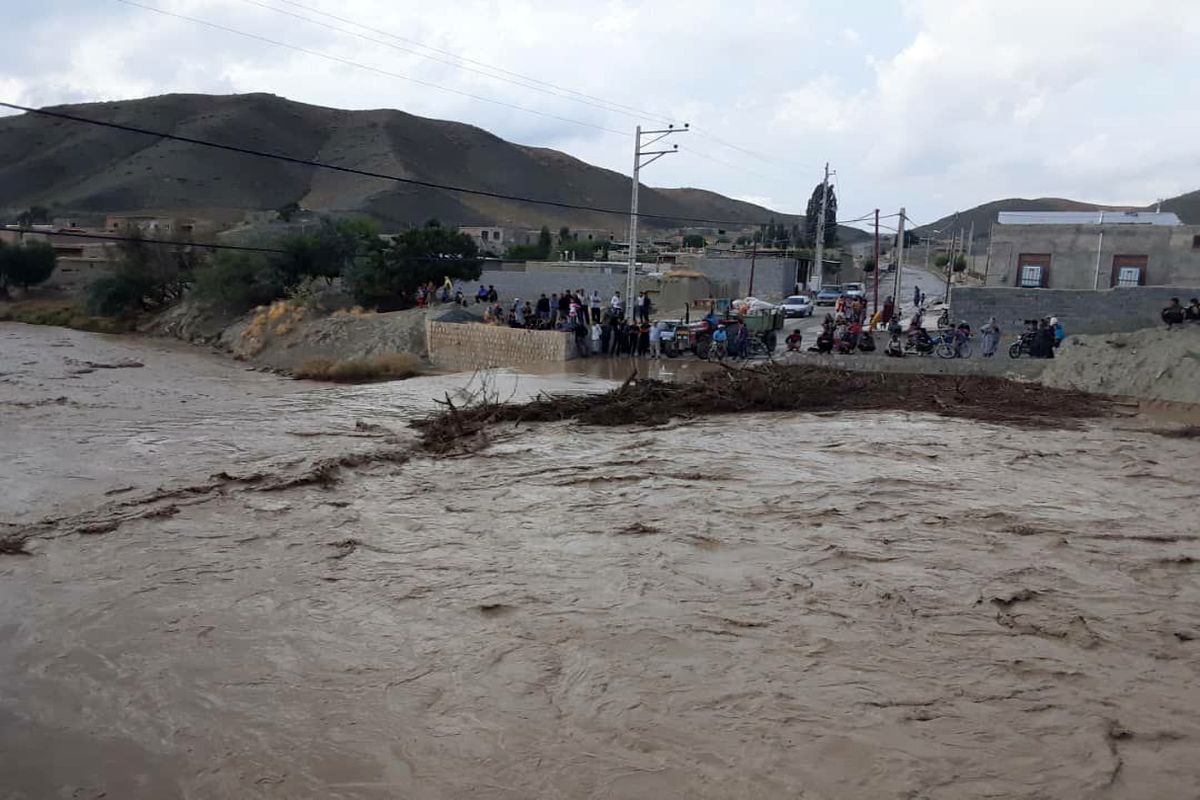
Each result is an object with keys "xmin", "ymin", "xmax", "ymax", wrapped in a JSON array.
[{"xmin": 1040, "ymin": 326, "xmax": 1200, "ymax": 403}]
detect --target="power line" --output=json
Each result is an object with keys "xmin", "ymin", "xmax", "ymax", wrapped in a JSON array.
[
  {"xmin": 0, "ymin": 102, "xmax": 779, "ymax": 228},
  {"xmin": 16, "ymin": 228, "xmax": 287, "ymax": 253},
  {"xmin": 233, "ymin": 0, "xmax": 672, "ymax": 127},
  {"xmin": 115, "ymin": 0, "xmax": 629, "ymax": 137},
  {"xmin": 227, "ymin": 0, "xmax": 811, "ymax": 180}
]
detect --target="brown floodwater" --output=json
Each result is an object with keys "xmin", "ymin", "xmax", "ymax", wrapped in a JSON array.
[{"xmin": 2, "ymin": 321, "xmax": 1199, "ymax": 799}]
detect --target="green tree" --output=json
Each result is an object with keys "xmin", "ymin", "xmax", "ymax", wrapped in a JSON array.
[
  {"xmin": 0, "ymin": 240, "xmax": 57, "ymax": 296},
  {"xmin": 803, "ymin": 184, "xmax": 838, "ymax": 247},
  {"xmin": 682, "ymin": 234, "xmax": 707, "ymax": 248},
  {"xmin": 934, "ymin": 254, "xmax": 950, "ymax": 268},
  {"xmin": 278, "ymin": 218, "xmax": 379, "ymax": 284},
  {"xmin": 88, "ymin": 232, "xmax": 201, "ymax": 315},
  {"xmin": 537, "ymin": 226, "xmax": 553, "ymax": 259},
  {"xmin": 276, "ymin": 201, "xmax": 301, "ymax": 222},
  {"xmin": 735, "ymin": 235, "xmax": 752, "ymax": 246},
  {"xmin": 862, "ymin": 257, "xmax": 877, "ymax": 273},
  {"xmin": 344, "ymin": 221, "xmax": 482, "ymax": 311},
  {"xmin": 191, "ymin": 251, "xmax": 288, "ymax": 312},
  {"xmin": 952, "ymin": 254, "xmax": 968, "ymax": 273},
  {"xmin": 15, "ymin": 205, "xmax": 51, "ymax": 228},
  {"xmin": 558, "ymin": 226, "xmax": 572, "ymax": 245}
]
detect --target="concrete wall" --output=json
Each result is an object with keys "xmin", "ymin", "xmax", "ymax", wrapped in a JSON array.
[
  {"xmin": 426, "ymin": 320, "xmax": 575, "ymax": 371},
  {"xmin": 671, "ymin": 256, "xmax": 800, "ymax": 300},
  {"xmin": 476, "ymin": 266, "xmax": 625, "ymax": 305},
  {"xmin": 986, "ymin": 223, "xmax": 1200, "ymax": 289},
  {"xmin": 950, "ymin": 285, "xmax": 1200, "ymax": 335}
]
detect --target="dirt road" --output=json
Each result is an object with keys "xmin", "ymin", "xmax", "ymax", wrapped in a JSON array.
[{"xmin": 2, "ymin": 322, "xmax": 1198, "ymax": 799}]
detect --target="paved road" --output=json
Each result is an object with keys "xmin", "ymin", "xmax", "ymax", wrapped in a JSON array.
[{"xmin": 783, "ymin": 264, "xmax": 948, "ymax": 344}]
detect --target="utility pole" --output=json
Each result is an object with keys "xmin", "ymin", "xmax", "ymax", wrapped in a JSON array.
[
  {"xmin": 894, "ymin": 208, "xmax": 906, "ymax": 308},
  {"xmin": 626, "ymin": 123, "xmax": 687, "ymax": 311},
  {"xmin": 748, "ymin": 243, "xmax": 758, "ymax": 297},
  {"xmin": 813, "ymin": 162, "xmax": 832, "ymax": 291},
  {"xmin": 965, "ymin": 220, "xmax": 975, "ymax": 277},
  {"xmin": 872, "ymin": 209, "xmax": 880, "ymax": 314},
  {"xmin": 943, "ymin": 228, "xmax": 956, "ymax": 303}
]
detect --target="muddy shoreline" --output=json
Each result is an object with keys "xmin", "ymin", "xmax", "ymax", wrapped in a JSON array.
[{"xmin": 2, "ymin": 321, "xmax": 1199, "ymax": 799}]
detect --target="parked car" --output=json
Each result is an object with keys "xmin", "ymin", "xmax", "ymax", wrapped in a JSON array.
[
  {"xmin": 779, "ymin": 295, "xmax": 814, "ymax": 318},
  {"xmin": 815, "ymin": 286, "xmax": 842, "ymax": 306},
  {"xmin": 843, "ymin": 282, "xmax": 866, "ymax": 298}
]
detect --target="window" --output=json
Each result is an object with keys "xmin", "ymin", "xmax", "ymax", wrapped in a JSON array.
[
  {"xmin": 1019, "ymin": 264, "xmax": 1043, "ymax": 287},
  {"xmin": 1193, "ymin": 234, "xmax": 1200, "ymax": 250},
  {"xmin": 1110, "ymin": 255, "xmax": 1148, "ymax": 288},
  {"xmin": 480, "ymin": 230, "xmax": 489, "ymax": 241},
  {"xmin": 1016, "ymin": 254, "xmax": 1051, "ymax": 288},
  {"xmin": 494, "ymin": 230, "xmax": 502, "ymax": 241}
]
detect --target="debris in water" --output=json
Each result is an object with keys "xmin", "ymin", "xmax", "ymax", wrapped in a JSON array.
[{"xmin": 414, "ymin": 363, "xmax": 1113, "ymax": 454}]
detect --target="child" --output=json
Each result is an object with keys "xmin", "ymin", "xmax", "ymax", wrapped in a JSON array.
[{"xmin": 785, "ymin": 330, "xmax": 803, "ymax": 352}]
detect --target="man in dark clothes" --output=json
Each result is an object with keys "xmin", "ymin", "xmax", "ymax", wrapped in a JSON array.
[
  {"xmin": 881, "ymin": 296, "xmax": 895, "ymax": 323},
  {"xmin": 536, "ymin": 294, "xmax": 551, "ymax": 321},
  {"xmin": 641, "ymin": 293, "xmax": 652, "ymax": 324},
  {"xmin": 557, "ymin": 292, "xmax": 571, "ymax": 322},
  {"xmin": 1163, "ymin": 297, "xmax": 1186, "ymax": 328},
  {"xmin": 1034, "ymin": 318, "xmax": 1056, "ymax": 358}
]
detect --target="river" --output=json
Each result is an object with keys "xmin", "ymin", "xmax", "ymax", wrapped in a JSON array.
[{"xmin": 2, "ymin": 322, "xmax": 1198, "ymax": 799}]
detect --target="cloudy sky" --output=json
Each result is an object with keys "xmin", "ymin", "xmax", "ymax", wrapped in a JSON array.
[{"xmin": 3, "ymin": 0, "xmax": 1198, "ymax": 227}]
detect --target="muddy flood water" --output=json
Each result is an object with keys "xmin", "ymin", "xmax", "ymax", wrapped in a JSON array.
[{"xmin": 2, "ymin": 321, "xmax": 1199, "ymax": 799}]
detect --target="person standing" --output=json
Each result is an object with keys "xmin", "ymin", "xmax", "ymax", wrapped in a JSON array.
[
  {"xmin": 590, "ymin": 290, "xmax": 602, "ymax": 323},
  {"xmin": 980, "ymin": 317, "xmax": 1001, "ymax": 357},
  {"xmin": 881, "ymin": 295, "xmax": 895, "ymax": 324},
  {"xmin": 591, "ymin": 319, "xmax": 603, "ymax": 354},
  {"xmin": 1050, "ymin": 317, "xmax": 1065, "ymax": 349},
  {"xmin": 487, "ymin": 285, "xmax": 498, "ymax": 303},
  {"xmin": 536, "ymin": 293, "xmax": 550, "ymax": 322},
  {"xmin": 641, "ymin": 292, "xmax": 652, "ymax": 325},
  {"xmin": 610, "ymin": 291, "xmax": 624, "ymax": 319},
  {"xmin": 912, "ymin": 284, "xmax": 920, "ymax": 309},
  {"xmin": 648, "ymin": 321, "xmax": 663, "ymax": 359}
]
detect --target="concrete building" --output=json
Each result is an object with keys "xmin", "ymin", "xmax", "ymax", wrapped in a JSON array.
[
  {"xmin": 105, "ymin": 215, "xmax": 198, "ymax": 236},
  {"xmin": 458, "ymin": 225, "xmax": 508, "ymax": 254},
  {"xmin": 985, "ymin": 210, "xmax": 1200, "ymax": 290}
]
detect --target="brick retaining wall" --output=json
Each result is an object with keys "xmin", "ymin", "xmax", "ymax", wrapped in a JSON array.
[{"xmin": 426, "ymin": 320, "xmax": 576, "ymax": 371}]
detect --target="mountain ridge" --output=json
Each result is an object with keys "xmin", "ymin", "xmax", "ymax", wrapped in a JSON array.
[{"xmin": 0, "ymin": 92, "xmax": 857, "ymax": 239}]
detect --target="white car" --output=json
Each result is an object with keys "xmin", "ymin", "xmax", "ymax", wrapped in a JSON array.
[
  {"xmin": 843, "ymin": 282, "xmax": 866, "ymax": 299},
  {"xmin": 779, "ymin": 295, "xmax": 814, "ymax": 318}
]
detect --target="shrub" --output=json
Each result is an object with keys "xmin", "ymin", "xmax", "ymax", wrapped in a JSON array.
[
  {"xmin": 191, "ymin": 251, "xmax": 288, "ymax": 312},
  {"xmin": 0, "ymin": 240, "xmax": 57, "ymax": 295},
  {"xmin": 293, "ymin": 352, "xmax": 420, "ymax": 382}
]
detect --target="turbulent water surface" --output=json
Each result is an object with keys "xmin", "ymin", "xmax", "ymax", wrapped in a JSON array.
[{"xmin": 2, "ymin": 322, "xmax": 1198, "ymax": 799}]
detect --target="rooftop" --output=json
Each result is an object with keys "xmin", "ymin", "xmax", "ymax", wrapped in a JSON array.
[{"xmin": 996, "ymin": 210, "xmax": 1182, "ymax": 226}]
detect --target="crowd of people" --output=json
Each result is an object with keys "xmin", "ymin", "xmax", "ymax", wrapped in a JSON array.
[{"xmin": 1162, "ymin": 297, "xmax": 1200, "ymax": 328}]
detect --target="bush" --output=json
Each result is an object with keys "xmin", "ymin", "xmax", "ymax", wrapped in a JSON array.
[
  {"xmin": 88, "ymin": 233, "xmax": 199, "ymax": 316},
  {"xmin": 292, "ymin": 352, "xmax": 420, "ymax": 382},
  {"xmin": 0, "ymin": 240, "xmax": 57, "ymax": 295},
  {"xmin": 191, "ymin": 251, "xmax": 287, "ymax": 312},
  {"xmin": 952, "ymin": 255, "xmax": 968, "ymax": 273},
  {"xmin": 863, "ymin": 257, "xmax": 877, "ymax": 273},
  {"xmin": 345, "ymin": 221, "xmax": 481, "ymax": 311},
  {"xmin": 934, "ymin": 254, "xmax": 950, "ymax": 268}
]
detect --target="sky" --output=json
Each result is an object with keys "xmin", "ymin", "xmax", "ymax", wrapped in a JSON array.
[{"xmin": 2, "ymin": 0, "xmax": 1199, "ymax": 229}]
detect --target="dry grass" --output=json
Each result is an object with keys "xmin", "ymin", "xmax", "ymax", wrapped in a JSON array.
[
  {"xmin": 0, "ymin": 300, "xmax": 132, "ymax": 334},
  {"xmin": 293, "ymin": 352, "xmax": 421, "ymax": 383}
]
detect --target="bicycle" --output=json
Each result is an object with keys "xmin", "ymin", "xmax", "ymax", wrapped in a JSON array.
[{"xmin": 937, "ymin": 332, "xmax": 972, "ymax": 359}]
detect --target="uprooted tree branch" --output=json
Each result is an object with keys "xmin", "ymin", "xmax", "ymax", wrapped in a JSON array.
[{"xmin": 413, "ymin": 363, "xmax": 1114, "ymax": 454}]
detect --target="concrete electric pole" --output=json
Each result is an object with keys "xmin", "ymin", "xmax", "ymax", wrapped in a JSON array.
[
  {"xmin": 813, "ymin": 162, "xmax": 831, "ymax": 290},
  {"xmin": 626, "ymin": 124, "xmax": 687, "ymax": 310},
  {"xmin": 893, "ymin": 207, "xmax": 906, "ymax": 308}
]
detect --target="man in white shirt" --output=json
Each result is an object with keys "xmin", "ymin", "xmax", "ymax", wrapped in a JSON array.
[
  {"xmin": 610, "ymin": 291, "xmax": 623, "ymax": 319},
  {"xmin": 648, "ymin": 321, "xmax": 663, "ymax": 359}
]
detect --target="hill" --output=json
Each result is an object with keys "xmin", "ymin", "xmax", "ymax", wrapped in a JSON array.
[{"xmin": 0, "ymin": 92, "xmax": 865, "ymax": 239}]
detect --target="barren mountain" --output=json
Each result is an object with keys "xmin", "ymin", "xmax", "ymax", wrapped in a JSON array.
[
  {"xmin": 0, "ymin": 92, "xmax": 839, "ymax": 236},
  {"xmin": 913, "ymin": 194, "xmax": 1200, "ymax": 247}
]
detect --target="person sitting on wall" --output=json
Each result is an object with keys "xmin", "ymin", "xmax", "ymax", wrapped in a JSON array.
[
  {"xmin": 885, "ymin": 333, "xmax": 904, "ymax": 357},
  {"xmin": 1163, "ymin": 297, "xmax": 1186, "ymax": 328}
]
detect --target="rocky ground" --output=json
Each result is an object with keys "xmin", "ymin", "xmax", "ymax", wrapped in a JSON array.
[{"xmin": 1041, "ymin": 325, "xmax": 1200, "ymax": 404}]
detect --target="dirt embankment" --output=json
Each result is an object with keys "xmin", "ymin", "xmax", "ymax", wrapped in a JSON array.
[
  {"xmin": 154, "ymin": 300, "xmax": 483, "ymax": 374},
  {"xmin": 1041, "ymin": 326, "xmax": 1200, "ymax": 404}
]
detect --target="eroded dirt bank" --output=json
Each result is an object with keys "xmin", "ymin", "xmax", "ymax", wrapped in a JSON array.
[{"xmin": 2, "ymin": 322, "xmax": 1199, "ymax": 799}]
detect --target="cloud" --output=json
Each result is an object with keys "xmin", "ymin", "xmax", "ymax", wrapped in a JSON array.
[{"xmin": 2, "ymin": 0, "xmax": 1199, "ymax": 223}]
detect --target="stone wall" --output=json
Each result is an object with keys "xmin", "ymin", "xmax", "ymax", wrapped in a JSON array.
[
  {"xmin": 426, "ymin": 320, "xmax": 576, "ymax": 371},
  {"xmin": 950, "ymin": 285, "xmax": 1200, "ymax": 335}
]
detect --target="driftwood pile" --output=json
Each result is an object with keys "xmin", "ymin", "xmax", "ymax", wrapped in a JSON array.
[{"xmin": 415, "ymin": 363, "xmax": 1113, "ymax": 454}]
